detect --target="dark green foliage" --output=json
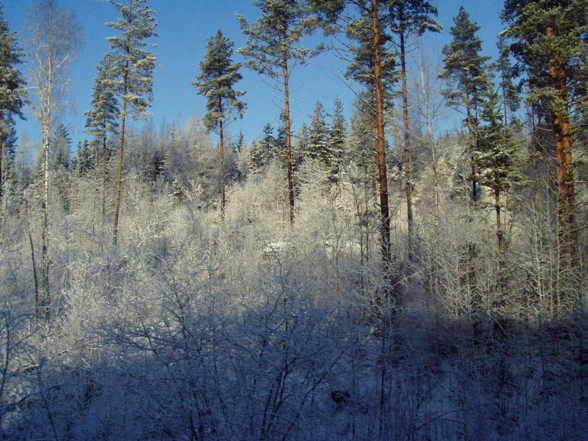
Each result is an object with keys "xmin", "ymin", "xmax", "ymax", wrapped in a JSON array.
[
  {"xmin": 328, "ymin": 97, "xmax": 346, "ymax": 174},
  {"xmin": 85, "ymin": 54, "xmax": 119, "ymax": 144},
  {"xmin": 305, "ymin": 100, "xmax": 329, "ymax": 163},
  {"xmin": 477, "ymin": 90, "xmax": 521, "ymax": 195},
  {"xmin": 387, "ymin": 0, "xmax": 440, "ymax": 36},
  {"xmin": 75, "ymin": 139, "xmax": 94, "ymax": 176},
  {"xmin": 439, "ymin": 6, "xmax": 492, "ymax": 114},
  {"xmin": 237, "ymin": 0, "xmax": 322, "ymax": 78},
  {"xmin": 250, "ymin": 123, "xmax": 281, "ymax": 172},
  {"xmin": 106, "ymin": 0, "xmax": 157, "ymax": 118},
  {"xmin": 50, "ymin": 124, "xmax": 71, "ymax": 170},
  {"xmin": 0, "ymin": 1, "xmax": 26, "ymax": 130},
  {"xmin": 495, "ymin": 35, "xmax": 521, "ymax": 125},
  {"xmin": 345, "ymin": 13, "xmax": 397, "ymax": 108},
  {"xmin": 194, "ymin": 30, "xmax": 245, "ymax": 133}
]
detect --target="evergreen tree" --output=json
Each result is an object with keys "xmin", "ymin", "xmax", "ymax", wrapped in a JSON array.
[
  {"xmin": 50, "ymin": 124, "xmax": 71, "ymax": 170},
  {"xmin": 306, "ymin": 100, "xmax": 329, "ymax": 163},
  {"xmin": 85, "ymin": 53, "xmax": 119, "ymax": 227},
  {"xmin": 106, "ymin": 0, "xmax": 157, "ymax": 245},
  {"xmin": 328, "ymin": 97, "xmax": 346, "ymax": 179},
  {"xmin": 495, "ymin": 34, "xmax": 521, "ymax": 126},
  {"xmin": 75, "ymin": 139, "xmax": 94, "ymax": 176},
  {"xmin": 387, "ymin": 0, "xmax": 441, "ymax": 258},
  {"xmin": 440, "ymin": 6, "xmax": 492, "ymax": 203},
  {"xmin": 250, "ymin": 123, "xmax": 278, "ymax": 172},
  {"xmin": 477, "ymin": 89, "xmax": 520, "ymax": 307},
  {"xmin": 312, "ymin": 0, "xmax": 398, "ymax": 283},
  {"xmin": 194, "ymin": 30, "xmax": 246, "ymax": 219},
  {"xmin": 0, "ymin": 2, "xmax": 26, "ymax": 207},
  {"xmin": 440, "ymin": 7, "xmax": 492, "ymax": 329},
  {"xmin": 502, "ymin": 0, "xmax": 587, "ymax": 312},
  {"xmin": 238, "ymin": 0, "xmax": 321, "ymax": 224}
]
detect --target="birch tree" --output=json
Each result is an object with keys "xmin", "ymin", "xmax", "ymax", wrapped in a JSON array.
[{"xmin": 26, "ymin": 0, "xmax": 81, "ymax": 320}]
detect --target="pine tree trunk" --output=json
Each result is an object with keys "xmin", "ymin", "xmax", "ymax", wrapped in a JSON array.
[
  {"xmin": 283, "ymin": 62, "xmax": 295, "ymax": 225},
  {"xmin": 547, "ymin": 25, "xmax": 578, "ymax": 314},
  {"xmin": 464, "ymin": 101, "xmax": 481, "ymax": 331},
  {"xmin": 370, "ymin": 0, "xmax": 399, "ymax": 312},
  {"xmin": 495, "ymin": 189, "xmax": 507, "ymax": 310},
  {"xmin": 101, "ymin": 132, "xmax": 108, "ymax": 230},
  {"xmin": 113, "ymin": 66, "xmax": 129, "ymax": 246},
  {"xmin": 219, "ymin": 116, "xmax": 226, "ymax": 220},
  {"xmin": 0, "ymin": 134, "xmax": 3, "ymax": 210},
  {"xmin": 370, "ymin": 0, "xmax": 391, "ymax": 272},
  {"xmin": 400, "ymin": 29, "xmax": 415, "ymax": 261}
]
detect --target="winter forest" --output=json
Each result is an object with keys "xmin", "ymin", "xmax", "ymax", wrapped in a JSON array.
[{"xmin": 0, "ymin": 0, "xmax": 586, "ymax": 439}]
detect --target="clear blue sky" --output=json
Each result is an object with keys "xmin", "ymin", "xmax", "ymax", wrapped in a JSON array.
[{"xmin": 5, "ymin": 0, "xmax": 505, "ymax": 152}]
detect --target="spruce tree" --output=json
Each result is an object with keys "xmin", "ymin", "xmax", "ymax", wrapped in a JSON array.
[
  {"xmin": 306, "ymin": 100, "xmax": 329, "ymax": 164},
  {"xmin": 440, "ymin": 7, "xmax": 492, "ymax": 329},
  {"xmin": 106, "ymin": 0, "xmax": 157, "ymax": 245},
  {"xmin": 0, "ymin": 2, "xmax": 26, "ymax": 208},
  {"xmin": 238, "ymin": 0, "xmax": 321, "ymax": 224},
  {"xmin": 194, "ymin": 30, "xmax": 245, "ymax": 219},
  {"xmin": 502, "ymin": 0, "xmax": 587, "ymax": 312},
  {"xmin": 86, "ymin": 53, "xmax": 119, "ymax": 227},
  {"xmin": 440, "ymin": 6, "xmax": 492, "ymax": 203},
  {"xmin": 477, "ymin": 89, "xmax": 520, "ymax": 307},
  {"xmin": 328, "ymin": 97, "xmax": 346, "ymax": 180},
  {"xmin": 387, "ymin": 0, "xmax": 440, "ymax": 258}
]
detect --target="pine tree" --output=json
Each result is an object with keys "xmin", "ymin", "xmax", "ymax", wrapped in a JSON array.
[
  {"xmin": 387, "ymin": 0, "xmax": 440, "ymax": 258},
  {"xmin": 502, "ymin": 0, "xmax": 587, "ymax": 312},
  {"xmin": 440, "ymin": 6, "xmax": 492, "ymax": 203},
  {"xmin": 106, "ymin": 0, "xmax": 157, "ymax": 245},
  {"xmin": 0, "ymin": 2, "xmax": 26, "ymax": 208},
  {"xmin": 495, "ymin": 34, "xmax": 521, "ymax": 126},
  {"xmin": 238, "ymin": 0, "xmax": 321, "ymax": 224},
  {"xmin": 440, "ymin": 7, "xmax": 493, "ymax": 330},
  {"xmin": 312, "ymin": 0, "xmax": 398, "ymax": 288},
  {"xmin": 195, "ymin": 30, "xmax": 245, "ymax": 219}
]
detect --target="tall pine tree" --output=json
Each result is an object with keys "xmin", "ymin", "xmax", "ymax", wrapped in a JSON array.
[
  {"xmin": 106, "ymin": 0, "xmax": 157, "ymax": 245},
  {"xmin": 194, "ymin": 30, "xmax": 245, "ymax": 219},
  {"xmin": 311, "ymin": 0, "xmax": 398, "ymax": 292},
  {"xmin": 238, "ymin": 0, "xmax": 321, "ymax": 224},
  {"xmin": 387, "ymin": 0, "xmax": 440, "ymax": 258},
  {"xmin": 440, "ymin": 6, "xmax": 492, "ymax": 203},
  {"xmin": 502, "ymin": 0, "xmax": 587, "ymax": 313},
  {"xmin": 439, "ymin": 7, "xmax": 492, "ymax": 329}
]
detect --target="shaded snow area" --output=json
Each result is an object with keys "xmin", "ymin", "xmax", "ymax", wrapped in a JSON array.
[{"xmin": 0, "ymin": 188, "xmax": 585, "ymax": 441}]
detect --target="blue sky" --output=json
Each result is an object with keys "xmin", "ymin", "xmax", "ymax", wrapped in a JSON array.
[{"xmin": 5, "ymin": 0, "xmax": 505, "ymax": 151}]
